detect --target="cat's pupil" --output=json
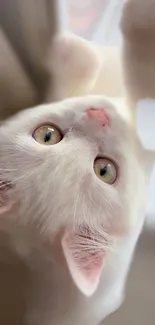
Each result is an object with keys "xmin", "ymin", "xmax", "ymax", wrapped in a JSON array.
[
  {"xmin": 100, "ymin": 165, "xmax": 107, "ymax": 176},
  {"xmin": 44, "ymin": 131, "xmax": 52, "ymax": 142}
]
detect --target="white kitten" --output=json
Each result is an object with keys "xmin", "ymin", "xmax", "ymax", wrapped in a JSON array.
[{"xmin": 0, "ymin": 95, "xmax": 149, "ymax": 325}]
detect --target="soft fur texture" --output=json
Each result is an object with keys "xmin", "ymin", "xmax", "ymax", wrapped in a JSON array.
[
  {"xmin": 45, "ymin": 33, "xmax": 103, "ymax": 101},
  {"xmin": 0, "ymin": 94, "xmax": 150, "ymax": 325}
]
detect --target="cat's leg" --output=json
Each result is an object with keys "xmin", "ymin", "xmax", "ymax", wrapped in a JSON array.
[
  {"xmin": 45, "ymin": 33, "xmax": 102, "ymax": 101},
  {"xmin": 121, "ymin": 0, "xmax": 155, "ymax": 110}
]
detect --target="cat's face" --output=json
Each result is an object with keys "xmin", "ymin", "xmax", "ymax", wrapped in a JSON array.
[{"xmin": 0, "ymin": 95, "xmax": 145, "ymax": 296}]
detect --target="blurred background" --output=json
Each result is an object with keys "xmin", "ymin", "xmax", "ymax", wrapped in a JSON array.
[
  {"xmin": 59, "ymin": 0, "xmax": 155, "ymax": 324},
  {"xmin": 58, "ymin": 0, "xmax": 122, "ymax": 45}
]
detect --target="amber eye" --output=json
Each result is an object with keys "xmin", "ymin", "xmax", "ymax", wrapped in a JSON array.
[
  {"xmin": 94, "ymin": 158, "xmax": 117, "ymax": 184},
  {"xmin": 33, "ymin": 125, "xmax": 62, "ymax": 145}
]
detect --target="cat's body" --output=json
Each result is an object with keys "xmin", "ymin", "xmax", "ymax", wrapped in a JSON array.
[{"xmin": 0, "ymin": 95, "xmax": 148, "ymax": 324}]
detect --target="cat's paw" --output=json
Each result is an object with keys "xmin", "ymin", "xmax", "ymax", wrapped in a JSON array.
[
  {"xmin": 46, "ymin": 33, "xmax": 102, "ymax": 100},
  {"xmin": 121, "ymin": 0, "xmax": 155, "ymax": 40},
  {"xmin": 50, "ymin": 32, "xmax": 102, "ymax": 79}
]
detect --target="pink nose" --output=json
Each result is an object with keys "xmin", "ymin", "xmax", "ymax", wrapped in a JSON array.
[{"xmin": 86, "ymin": 108, "xmax": 109, "ymax": 126}]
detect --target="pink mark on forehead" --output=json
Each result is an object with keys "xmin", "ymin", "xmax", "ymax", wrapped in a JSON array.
[{"xmin": 86, "ymin": 108, "xmax": 109, "ymax": 126}]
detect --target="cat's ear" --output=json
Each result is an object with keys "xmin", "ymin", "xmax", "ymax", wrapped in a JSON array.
[
  {"xmin": 45, "ymin": 33, "xmax": 102, "ymax": 101},
  {"xmin": 61, "ymin": 230, "xmax": 105, "ymax": 297},
  {"xmin": 0, "ymin": 181, "xmax": 14, "ymax": 215}
]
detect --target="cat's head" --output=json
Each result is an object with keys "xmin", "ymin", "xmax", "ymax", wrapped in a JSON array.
[{"xmin": 0, "ymin": 95, "xmax": 146, "ymax": 296}]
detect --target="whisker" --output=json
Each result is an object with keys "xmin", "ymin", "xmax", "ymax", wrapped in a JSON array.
[{"xmin": 0, "ymin": 162, "xmax": 40, "ymax": 189}]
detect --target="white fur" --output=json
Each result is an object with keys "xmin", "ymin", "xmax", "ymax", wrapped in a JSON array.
[
  {"xmin": 0, "ymin": 95, "xmax": 149, "ymax": 325},
  {"xmin": 45, "ymin": 33, "xmax": 103, "ymax": 101}
]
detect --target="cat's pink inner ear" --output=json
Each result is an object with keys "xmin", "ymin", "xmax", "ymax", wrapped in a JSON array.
[{"xmin": 61, "ymin": 231, "xmax": 105, "ymax": 297}]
